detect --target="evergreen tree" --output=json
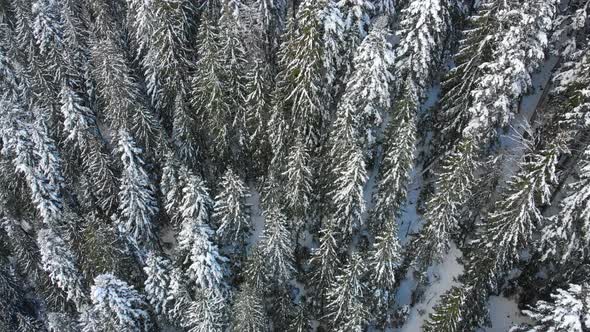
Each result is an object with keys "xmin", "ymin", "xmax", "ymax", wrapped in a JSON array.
[
  {"xmin": 514, "ymin": 283, "xmax": 590, "ymax": 332},
  {"xmin": 423, "ymin": 287, "xmax": 469, "ymax": 332},
  {"xmin": 244, "ymin": 59, "xmax": 273, "ymax": 176},
  {"xmin": 270, "ymin": 0, "xmax": 327, "ymax": 158},
  {"xmin": 462, "ymin": 0, "xmax": 555, "ymax": 139},
  {"xmin": 330, "ymin": 142, "xmax": 368, "ymax": 238},
  {"xmin": 214, "ymin": 168, "xmax": 251, "ymax": 247},
  {"xmin": 127, "ymin": 0, "xmax": 194, "ymax": 111},
  {"xmin": 339, "ymin": 20, "xmax": 395, "ymax": 148},
  {"xmin": 177, "ymin": 171, "xmax": 227, "ymax": 293},
  {"xmin": 218, "ymin": 1, "xmax": 249, "ymax": 163},
  {"xmin": 370, "ymin": 81, "xmax": 416, "ymax": 231},
  {"xmin": 190, "ymin": 16, "xmax": 231, "ymax": 164},
  {"xmin": 282, "ymin": 137, "xmax": 313, "ymax": 222},
  {"xmin": 0, "ymin": 264, "xmax": 45, "ymax": 331},
  {"xmin": 143, "ymin": 252, "xmax": 172, "ymax": 316},
  {"xmin": 369, "ymin": 219, "xmax": 402, "ymax": 296},
  {"xmin": 478, "ymin": 137, "xmax": 566, "ymax": 272},
  {"xmin": 412, "ymin": 138, "xmax": 477, "ymax": 270},
  {"xmin": 542, "ymin": 148, "xmax": 590, "ymax": 263},
  {"xmin": 80, "ymin": 274, "xmax": 151, "ymax": 332},
  {"xmin": 91, "ymin": 36, "xmax": 160, "ymax": 152},
  {"xmin": 182, "ymin": 288, "xmax": 227, "ymax": 332},
  {"xmin": 259, "ymin": 206, "xmax": 295, "ymax": 286},
  {"xmin": 230, "ymin": 284, "xmax": 268, "ymax": 332},
  {"xmin": 337, "ymin": 0, "xmax": 374, "ymax": 78},
  {"xmin": 79, "ymin": 213, "xmax": 136, "ymax": 282},
  {"xmin": 37, "ymin": 227, "xmax": 86, "ymax": 307},
  {"xmin": 309, "ymin": 221, "xmax": 341, "ymax": 307},
  {"xmin": 116, "ymin": 130, "xmax": 159, "ymax": 248},
  {"xmin": 325, "ymin": 252, "xmax": 371, "ymax": 331}
]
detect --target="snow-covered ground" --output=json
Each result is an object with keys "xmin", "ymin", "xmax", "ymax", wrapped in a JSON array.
[
  {"xmin": 482, "ymin": 296, "xmax": 532, "ymax": 332},
  {"xmin": 396, "ymin": 243, "xmax": 463, "ymax": 332}
]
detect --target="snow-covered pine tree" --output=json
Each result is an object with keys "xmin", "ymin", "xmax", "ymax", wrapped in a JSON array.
[
  {"xmin": 369, "ymin": 218, "xmax": 402, "ymax": 305},
  {"xmin": 336, "ymin": 0, "xmax": 374, "ymax": 81},
  {"xmin": 541, "ymin": 147, "xmax": 590, "ymax": 263},
  {"xmin": 331, "ymin": 144, "xmax": 368, "ymax": 240},
  {"xmin": 339, "ymin": 19, "xmax": 395, "ymax": 149},
  {"xmin": 433, "ymin": 0, "xmax": 498, "ymax": 151},
  {"xmin": 177, "ymin": 171, "xmax": 228, "ymax": 294},
  {"xmin": 79, "ymin": 213, "xmax": 136, "ymax": 281},
  {"xmin": 282, "ymin": 136, "xmax": 313, "ymax": 223},
  {"xmin": 214, "ymin": 168, "xmax": 251, "ymax": 247},
  {"xmin": 414, "ymin": 0, "xmax": 555, "ymax": 275},
  {"xmin": 230, "ymin": 284, "xmax": 268, "ymax": 331},
  {"xmin": 370, "ymin": 0, "xmax": 453, "ymax": 263},
  {"xmin": 424, "ymin": 135, "xmax": 569, "ymax": 331},
  {"xmin": 423, "ymin": 286, "xmax": 469, "ymax": 332},
  {"xmin": 370, "ymin": 80, "xmax": 416, "ymax": 232},
  {"xmin": 270, "ymin": 0, "xmax": 327, "ymax": 160},
  {"xmin": 190, "ymin": 16, "xmax": 232, "ymax": 165},
  {"xmin": 375, "ymin": 0, "xmax": 396, "ymax": 16},
  {"xmin": 37, "ymin": 227, "xmax": 86, "ymax": 307},
  {"xmin": 477, "ymin": 136, "xmax": 566, "ymax": 272},
  {"xmin": 163, "ymin": 266, "xmax": 192, "ymax": 324},
  {"xmin": 160, "ymin": 151, "xmax": 185, "ymax": 225},
  {"xmin": 244, "ymin": 59, "xmax": 273, "ymax": 176},
  {"xmin": 91, "ymin": 34, "xmax": 160, "ymax": 152},
  {"xmin": 259, "ymin": 206, "xmax": 295, "ymax": 286},
  {"xmin": 325, "ymin": 252, "xmax": 371, "ymax": 331},
  {"xmin": 218, "ymin": 1, "xmax": 249, "ymax": 164},
  {"xmin": 127, "ymin": 0, "xmax": 194, "ymax": 112},
  {"xmin": 327, "ymin": 87, "xmax": 368, "ymax": 239},
  {"xmin": 462, "ymin": 0, "xmax": 555, "ymax": 140},
  {"xmin": 80, "ymin": 274, "xmax": 151, "ymax": 332},
  {"xmin": 116, "ymin": 130, "xmax": 159, "ymax": 248},
  {"xmin": 319, "ymin": 0, "xmax": 344, "ymax": 96},
  {"xmin": 395, "ymin": 0, "xmax": 451, "ymax": 92},
  {"xmin": 143, "ymin": 251, "xmax": 172, "ymax": 317},
  {"xmin": 242, "ymin": 245, "xmax": 268, "ymax": 290},
  {"xmin": 172, "ymin": 85, "xmax": 201, "ymax": 165},
  {"xmin": 309, "ymin": 220, "xmax": 341, "ymax": 309},
  {"xmin": 411, "ymin": 138, "xmax": 477, "ymax": 270},
  {"xmin": 513, "ymin": 283, "xmax": 590, "ymax": 332},
  {"xmin": 31, "ymin": 0, "xmax": 63, "ymax": 74},
  {"xmin": 182, "ymin": 288, "xmax": 227, "ymax": 332}
]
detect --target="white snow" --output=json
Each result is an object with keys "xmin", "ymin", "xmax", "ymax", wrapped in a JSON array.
[
  {"xmin": 481, "ymin": 295, "xmax": 532, "ymax": 332},
  {"xmin": 396, "ymin": 243, "xmax": 464, "ymax": 332}
]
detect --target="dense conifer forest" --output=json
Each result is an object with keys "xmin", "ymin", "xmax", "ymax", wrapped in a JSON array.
[{"xmin": 0, "ymin": 0, "xmax": 589, "ymax": 331}]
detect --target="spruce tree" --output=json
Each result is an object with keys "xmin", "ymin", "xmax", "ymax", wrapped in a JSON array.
[
  {"xmin": 282, "ymin": 137, "xmax": 313, "ymax": 222},
  {"xmin": 412, "ymin": 138, "xmax": 477, "ymax": 270},
  {"xmin": 182, "ymin": 288, "xmax": 227, "ymax": 332},
  {"xmin": 143, "ymin": 252, "xmax": 172, "ymax": 316},
  {"xmin": 338, "ymin": 20, "xmax": 395, "ymax": 148},
  {"xmin": 213, "ymin": 168, "xmax": 251, "ymax": 247},
  {"xmin": 230, "ymin": 284, "xmax": 268, "ymax": 332},
  {"xmin": 514, "ymin": 283, "xmax": 590, "ymax": 332},
  {"xmin": 177, "ymin": 171, "xmax": 227, "ymax": 293},
  {"xmin": 116, "ymin": 130, "xmax": 159, "ymax": 248},
  {"xmin": 309, "ymin": 221, "xmax": 341, "ymax": 308},
  {"xmin": 270, "ymin": 0, "xmax": 327, "ymax": 159},
  {"xmin": 80, "ymin": 274, "xmax": 151, "ymax": 332},
  {"xmin": 325, "ymin": 252, "xmax": 371, "ymax": 331},
  {"xmin": 259, "ymin": 206, "xmax": 295, "ymax": 286},
  {"xmin": 37, "ymin": 227, "xmax": 86, "ymax": 307}
]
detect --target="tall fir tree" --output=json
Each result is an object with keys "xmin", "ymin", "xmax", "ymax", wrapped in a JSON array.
[
  {"xmin": 116, "ymin": 130, "xmax": 159, "ymax": 248},
  {"xmin": 80, "ymin": 274, "xmax": 151, "ymax": 332}
]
